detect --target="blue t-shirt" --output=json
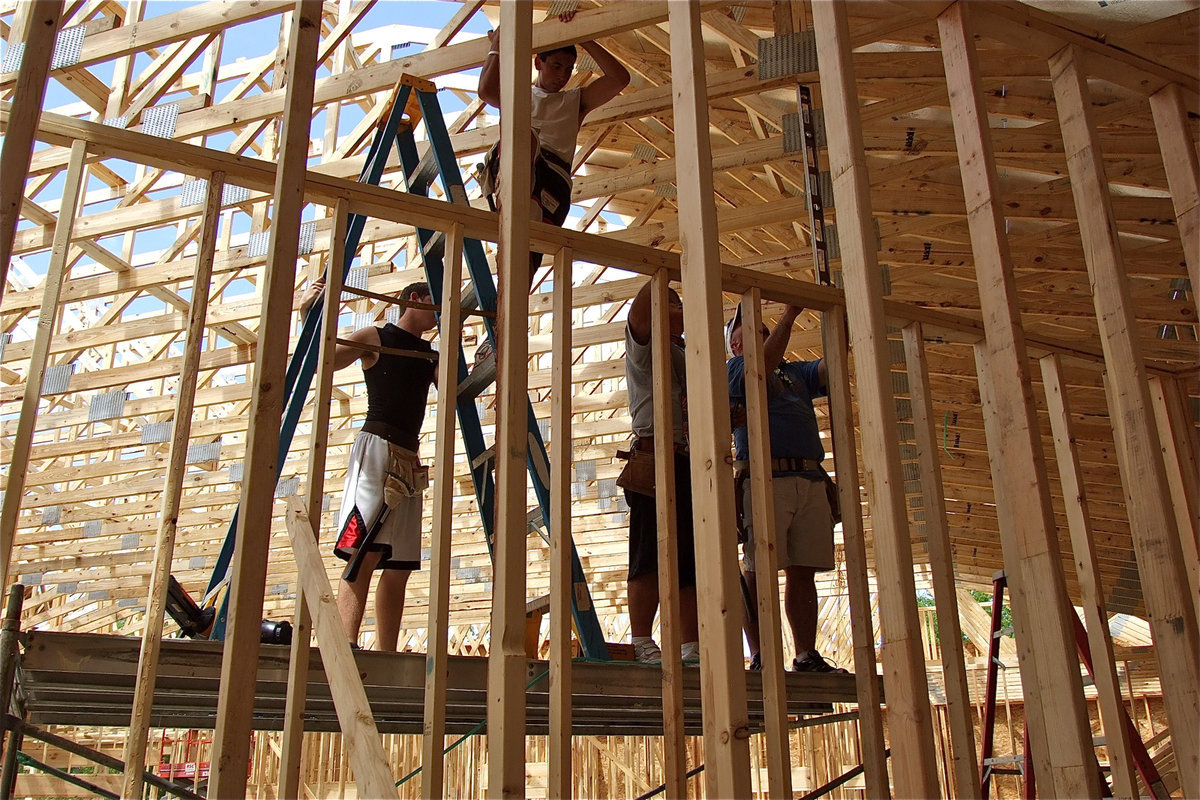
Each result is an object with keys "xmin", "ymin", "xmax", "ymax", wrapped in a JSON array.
[{"xmin": 728, "ymin": 357, "xmax": 826, "ymax": 471}]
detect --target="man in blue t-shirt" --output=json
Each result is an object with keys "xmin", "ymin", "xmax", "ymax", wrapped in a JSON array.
[{"xmin": 727, "ymin": 302, "xmax": 847, "ymax": 674}]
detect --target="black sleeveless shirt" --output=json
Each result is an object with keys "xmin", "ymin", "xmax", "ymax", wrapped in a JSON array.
[{"xmin": 362, "ymin": 324, "xmax": 436, "ymax": 451}]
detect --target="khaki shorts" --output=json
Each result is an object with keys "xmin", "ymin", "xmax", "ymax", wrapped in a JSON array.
[{"xmin": 742, "ymin": 474, "xmax": 835, "ymax": 573}]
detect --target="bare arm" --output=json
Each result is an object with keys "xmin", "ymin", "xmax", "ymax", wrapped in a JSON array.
[
  {"xmin": 333, "ymin": 325, "xmax": 381, "ymax": 371},
  {"xmin": 763, "ymin": 304, "xmax": 800, "ymax": 370},
  {"xmin": 578, "ymin": 40, "xmax": 629, "ymax": 118},
  {"xmin": 627, "ymin": 280, "xmax": 653, "ymax": 346},
  {"xmin": 477, "ymin": 29, "xmax": 501, "ymax": 108}
]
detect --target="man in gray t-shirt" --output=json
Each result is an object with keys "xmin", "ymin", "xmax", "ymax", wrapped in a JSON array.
[{"xmin": 622, "ymin": 280, "xmax": 699, "ymax": 664}]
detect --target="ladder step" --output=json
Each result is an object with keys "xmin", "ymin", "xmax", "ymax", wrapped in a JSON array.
[
  {"xmin": 458, "ymin": 352, "xmax": 496, "ymax": 400},
  {"xmin": 421, "ymin": 230, "xmax": 445, "ymax": 261},
  {"xmin": 407, "ymin": 148, "xmax": 441, "ymax": 195},
  {"xmin": 471, "ymin": 445, "xmax": 495, "ymax": 470}
]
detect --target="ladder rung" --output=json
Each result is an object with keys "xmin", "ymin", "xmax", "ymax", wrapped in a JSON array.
[
  {"xmin": 407, "ymin": 149, "xmax": 441, "ymax": 195},
  {"xmin": 471, "ymin": 445, "xmax": 495, "ymax": 471},
  {"xmin": 421, "ymin": 230, "xmax": 445, "ymax": 260},
  {"xmin": 458, "ymin": 352, "xmax": 496, "ymax": 400}
]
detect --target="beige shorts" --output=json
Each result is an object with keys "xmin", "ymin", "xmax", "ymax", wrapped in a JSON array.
[{"xmin": 742, "ymin": 474, "xmax": 835, "ymax": 573}]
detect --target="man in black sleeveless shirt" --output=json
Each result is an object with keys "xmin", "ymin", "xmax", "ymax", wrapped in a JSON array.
[{"xmin": 301, "ymin": 279, "xmax": 438, "ymax": 651}]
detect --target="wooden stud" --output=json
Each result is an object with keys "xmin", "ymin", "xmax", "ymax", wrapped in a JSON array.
[
  {"xmin": 811, "ymin": 3, "xmax": 941, "ymax": 795},
  {"xmin": 1148, "ymin": 83, "xmax": 1199, "ymax": 298},
  {"xmin": 0, "ymin": 139, "xmax": 87, "ymax": 589},
  {"xmin": 650, "ymin": 268, "xmax": 686, "ymax": 800},
  {"xmin": 939, "ymin": 7, "xmax": 1099, "ymax": 795},
  {"xmin": 1040, "ymin": 353, "xmax": 1139, "ymax": 799},
  {"xmin": 1051, "ymin": 44, "xmax": 1200, "ymax": 796},
  {"xmin": 422, "ymin": 222, "xmax": 464, "ymax": 799},
  {"xmin": 1148, "ymin": 375, "xmax": 1200, "ymax": 611},
  {"xmin": 548, "ymin": 245, "xmax": 574, "ymax": 800},
  {"xmin": 666, "ymin": 3, "xmax": 752, "ymax": 797},
  {"xmin": 280, "ymin": 198, "xmax": 350, "ymax": 799},
  {"xmin": 0, "ymin": 0, "xmax": 62, "ymax": 298},
  {"xmin": 208, "ymin": 3, "xmax": 321, "ymax": 796},
  {"xmin": 739, "ymin": 288, "xmax": 792, "ymax": 799},
  {"xmin": 902, "ymin": 322, "xmax": 980, "ymax": 799},
  {"xmin": 120, "ymin": 170, "xmax": 225, "ymax": 799},
  {"xmin": 823, "ymin": 306, "xmax": 889, "ymax": 798},
  {"xmin": 487, "ymin": 3, "xmax": 533, "ymax": 797},
  {"xmin": 284, "ymin": 496, "xmax": 397, "ymax": 799}
]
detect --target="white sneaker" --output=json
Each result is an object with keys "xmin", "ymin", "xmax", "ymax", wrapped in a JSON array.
[
  {"xmin": 680, "ymin": 641, "xmax": 700, "ymax": 664},
  {"xmin": 633, "ymin": 638, "xmax": 662, "ymax": 664}
]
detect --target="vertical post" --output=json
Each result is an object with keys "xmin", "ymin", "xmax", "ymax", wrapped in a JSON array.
[
  {"xmin": 650, "ymin": 269, "xmax": 686, "ymax": 800},
  {"xmin": 1148, "ymin": 375, "xmax": 1200, "ymax": 609},
  {"xmin": 938, "ymin": 6, "xmax": 1099, "ymax": 794},
  {"xmin": 488, "ymin": 3, "xmax": 533, "ymax": 797},
  {"xmin": 0, "ymin": 139, "xmax": 87, "ymax": 589},
  {"xmin": 1051, "ymin": 45, "xmax": 1199, "ymax": 797},
  {"xmin": 0, "ymin": 585, "xmax": 23, "ymax": 800},
  {"xmin": 823, "ymin": 306, "xmax": 889, "ymax": 798},
  {"xmin": 1040, "ymin": 354, "xmax": 1139, "ymax": 799},
  {"xmin": 548, "ymin": 245, "xmax": 574, "ymax": 800},
  {"xmin": 423, "ymin": 222, "xmax": 465, "ymax": 799},
  {"xmin": 740, "ymin": 289, "xmax": 792, "ymax": 799},
  {"xmin": 902, "ymin": 322, "xmax": 980, "ymax": 799},
  {"xmin": 1148, "ymin": 83, "xmax": 1199, "ymax": 296},
  {"xmin": 0, "ymin": 0, "xmax": 62, "ymax": 300},
  {"xmin": 121, "ymin": 171, "xmax": 226, "ymax": 799},
  {"xmin": 666, "ymin": 3, "xmax": 752, "ymax": 797},
  {"xmin": 811, "ymin": 3, "xmax": 940, "ymax": 795},
  {"xmin": 279, "ymin": 199, "xmax": 350, "ymax": 799},
  {"xmin": 208, "ymin": 3, "xmax": 321, "ymax": 796}
]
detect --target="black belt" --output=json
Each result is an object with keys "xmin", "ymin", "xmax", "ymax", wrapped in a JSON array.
[
  {"xmin": 734, "ymin": 457, "xmax": 822, "ymax": 473},
  {"xmin": 362, "ymin": 420, "xmax": 419, "ymax": 452}
]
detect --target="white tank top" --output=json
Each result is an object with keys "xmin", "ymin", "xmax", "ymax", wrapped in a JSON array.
[{"xmin": 531, "ymin": 86, "xmax": 582, "ymax": 163}]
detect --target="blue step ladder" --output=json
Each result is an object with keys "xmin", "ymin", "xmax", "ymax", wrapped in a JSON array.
[{"xmin": 202, "ymin": 74, "xmax": 609, "ymax": 660}]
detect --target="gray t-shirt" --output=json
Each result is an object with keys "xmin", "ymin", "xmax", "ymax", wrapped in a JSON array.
[{"xmin": 625, "ymin": 324, "xmax": 686, "ymax": 445}]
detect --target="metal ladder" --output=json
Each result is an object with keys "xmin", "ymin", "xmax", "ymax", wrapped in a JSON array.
[{"xmin": 978, "ymin": 572, "xmax": 1165, "ymax": 798}]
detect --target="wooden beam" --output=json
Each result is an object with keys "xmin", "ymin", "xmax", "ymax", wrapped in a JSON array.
[
  {"xmin": 1148, "ymin": 83, "xmax": 1200, "ymax": 301},
  {"xmin": 283, "ymin": 496, "xmax": 397, "ymax": 798},
  {"xmin": 120, "ymin": 170, "xmax": 224, "ymax": 799},
  {"xmin": 902, "ymin": 321, "xmax": 979, "ymax": 800},
  {"xmin": 0, "ymin": 0, "xmax": 62, "ymax": 306},
  {"xmin": 0, "ymin": 0, "xmax": 293, "ymax": 84},
  {"xmin": 422, "ymin": 222, "xmax": 464, "ymax": 799},
  {"xmin": 740, "ymin": 289, "xmax": 792, "ymax": 799},
  {"xmin": 1147, "ymin": 375, "xmax": 1200, "ymax": 611},
  {"xmin": 649, "ymin": 269, "xmax": 687, "ymax": 800},
  {"xmin": 811, "ymin": 3, "xmax": 941, "ymax": 796},
  {"xmin": 279, "ymin": 199, "xmax": 349, "ymax": 799},
  {"xmin": 1040, "ymin": 353, "xmax": 1138, "ymax": 799},
  {"xmin": 487, "ymin": 3, "xmax": 533, "ymax": 797},
  {"xmin": 938, "ymin": 8, "xmax": 1100, "ymax": 795},
  {"xmin": 666, "ymin": 3, "xmax": 752, "ymax": 797},
  {"xmin": 547, "ymin": 245, "xmax": 573, "ymax": 800},
  {"xmin": 1050, "ymin": 44, "xmax": 1200, "ymax": 798},
  {"xmin": 0, "ymin": 139, "xmax": 86, "ymax": 589},
  {"xmin": 823, "ymin": 306, "xmax": 889, "ymax": 798},
  {"xmin": 208, "ymin": 3, "xmax": 321, "ymax": 796}
]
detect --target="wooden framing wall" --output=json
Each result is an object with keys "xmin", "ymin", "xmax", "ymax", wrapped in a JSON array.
[{"xmin": 0, "ymin": 1, "xmax": 1196, "ymax": 797}]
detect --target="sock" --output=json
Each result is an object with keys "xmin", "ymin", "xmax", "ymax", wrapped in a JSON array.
[
  {"xmin": 633, "ymin": 636, "xmax": 655, "ymax": 646},
  {"xmin": 680, "ymin": 640, "xmax": 700, "ymax": 660}
]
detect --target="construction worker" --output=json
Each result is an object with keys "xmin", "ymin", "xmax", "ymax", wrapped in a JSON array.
[
  {"xmin": 477, "ymin": 11, "xmax": 630, "ymax": 234},
  {"xmin": 300, "ymin": 279, "xmax": 438, "ymax": 651},
  {"xmin": 727, "ymin": 302, "xmax": 848, "ymax": 674},
  {"xmin": 622, "ymin": 280, "xmax": 700, "ymax": 664}
]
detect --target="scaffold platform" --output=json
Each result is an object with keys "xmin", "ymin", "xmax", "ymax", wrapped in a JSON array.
[{"xmin": 17, "ymin": 631, "xmax": 868, "ymax": 736}]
